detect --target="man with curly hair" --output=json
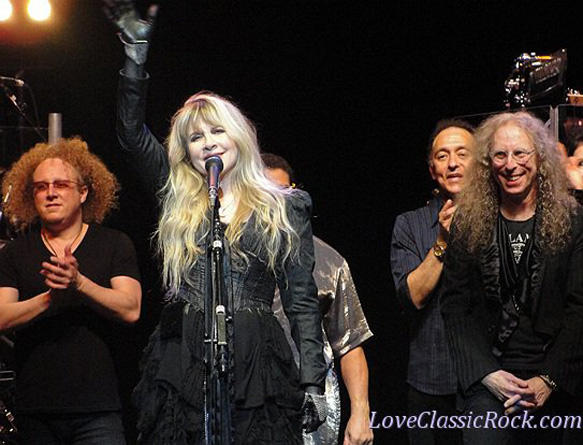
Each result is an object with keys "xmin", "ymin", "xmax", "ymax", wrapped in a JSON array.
[
  {"xmin": 0, "ymin": 137, "xmax": 142, "ymax": 444},
  {"xmin": 441, "ymin": 112, "xmax": 583, "ymax": 444}
]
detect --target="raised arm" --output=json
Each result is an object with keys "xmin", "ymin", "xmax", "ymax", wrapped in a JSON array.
[
  {"xmin": 104, "ymin": 0, "xmax": 158, "ymax": 76},
  {"xmin": 104, "ymin": 0, "xmax": 169, "ymax": 197}
]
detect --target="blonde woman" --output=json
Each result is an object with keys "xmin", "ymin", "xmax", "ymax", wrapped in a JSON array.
[{"xmin": 106, "ymin": 2, "xmax": 326, "ymax": 443}]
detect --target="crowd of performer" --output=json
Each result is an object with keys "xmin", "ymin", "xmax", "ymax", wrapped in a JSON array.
[{"xmin": 2, "ymin": 1, "xmax": 583, "ymax": 445}]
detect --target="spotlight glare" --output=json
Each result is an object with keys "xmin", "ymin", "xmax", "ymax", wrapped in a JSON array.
[
  {"xmin": 0, "ymin": 0, "xmax": 13, "ymax": 21},
  {"xmin": 28, "ymin": 0, "xmax": 51, "ymax": 21}
]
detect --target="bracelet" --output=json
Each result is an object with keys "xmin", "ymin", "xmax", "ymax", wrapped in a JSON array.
[
  {"xmin": 117, "ymin": 32, "xmax": 148, "ymax": 46},
  {"xmin": 539, "ymin": 374, "xmax": 557, "ymax": 392},
  {"xmin": 433, "ymin": 241, "xmax": 447, "ymax": 262},
  {"xmin": 117, "ymin": 33, "xmax": 149, "ymax": 65}
]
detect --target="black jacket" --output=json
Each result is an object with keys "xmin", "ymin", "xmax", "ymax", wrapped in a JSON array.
[
  {"xmin": 440, "ymin": 210, "xmax": 583, "ymax": 396},
  {"xmin": 116, "ymin": 71, "xmax": 326, "ymax": 390}
]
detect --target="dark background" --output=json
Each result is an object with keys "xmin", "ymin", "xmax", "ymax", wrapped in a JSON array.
[{"xmin": 1, "ymin": 1, "xmax": 583, "ymax": 443}]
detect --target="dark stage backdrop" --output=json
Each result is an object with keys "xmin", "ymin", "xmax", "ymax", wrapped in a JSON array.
[{"xmin": 1, "ymin": 1, "xmax": 583, "ymax": 443}]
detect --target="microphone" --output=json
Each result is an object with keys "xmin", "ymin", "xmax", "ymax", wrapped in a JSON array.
[
  {"xmin": 205, "ymin": 155, "xmax": 223, "ymax": 205},
  {"xmin": 0, "ymin": 76, "xmax": 25, "ymax": 87}
]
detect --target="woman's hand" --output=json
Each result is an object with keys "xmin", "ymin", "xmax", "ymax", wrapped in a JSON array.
[
  {"xmin": 104, "ymin": 0, "xmax": 158, "ymax": 65},
  {"xmin": 302, "ymin": 387, "xmax": 327, "ymax": 433},
  {"xmin": 103, "ymin": 0, "xmax": 158, "ymax": 44}
]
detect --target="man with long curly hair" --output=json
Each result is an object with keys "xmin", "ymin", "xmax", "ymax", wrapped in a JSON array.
[
  {"xmin": 441, "ymin": 111, "xmax": 583, "ymax": 444},
  {"xmin": 391, "ymin": 119, "xmax": 474, "ymax": 445},
  {"xmin": 0, "ymin": 137, "xmax": 142, "ymax": 444}
]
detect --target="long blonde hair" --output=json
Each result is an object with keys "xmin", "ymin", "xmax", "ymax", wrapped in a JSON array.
[
  {"xmin": 454, "ymin": 111, "xmax": 575, "ymax": 254},
  {"xmin": 157, "ymin": 91, "xmax": 299, "ymax": 290}
]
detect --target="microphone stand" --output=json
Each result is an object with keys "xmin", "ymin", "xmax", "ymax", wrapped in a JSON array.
[
  {"xmin": 1, "ymin": 85, "xmax": 46, "ymax": 143},
  {"xmin": 204, "ymin": 193, "xmax": 234, "ymax": 445}
]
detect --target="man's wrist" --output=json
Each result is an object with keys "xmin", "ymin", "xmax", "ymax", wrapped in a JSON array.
[
  {"xmin": 75, "ymin": 273, "xmax": 88, "ymax": 294},
  {"xmin": 433, "ymin": 241, "xmax": 447, "ymax": 261},
  {"xmin": 539, "ymin": 374, "xmax": 557, "ymax": 392},
  {"xmin": 350, "ymin": 401, "xmax": 370, "ymax": 417},
  {"xmin": 42, "ymin": 291, "xmax": 52, "ymax": 308}
]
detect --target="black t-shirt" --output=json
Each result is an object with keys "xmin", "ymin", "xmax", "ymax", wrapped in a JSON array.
[
  {"xmin": 505, "ymin": 217, "xmax": 534, "ymax": 265},
  {"xmin": 500, "ymin": 216, "xmax": 546, "ymax": 369},
  {"xmin": 0, "ymin": 224, "xmax": 140, "ymax": 413}
]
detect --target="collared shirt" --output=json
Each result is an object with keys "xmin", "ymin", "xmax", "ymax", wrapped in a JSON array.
[{"xmin": 390, "ymin": 196, "xmax": 457, "ymax": 395}]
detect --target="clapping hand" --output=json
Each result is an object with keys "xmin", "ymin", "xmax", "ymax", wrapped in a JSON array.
[
  {"xmin": 41, "ymin": 244, "xmax": 89, "ymax": 311},
  {"xmin": 437, "ymin": 199, "xmax": 456, "ymax": 243}
]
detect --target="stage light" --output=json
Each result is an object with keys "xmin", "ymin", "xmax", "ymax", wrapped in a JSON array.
[
  {"xmin": 27, "ymin": 0, "xmax": 51, "ymax": 22},
  {"xmin": 0, "ymin": 0, "xmax": 13, "ymax": 22}
]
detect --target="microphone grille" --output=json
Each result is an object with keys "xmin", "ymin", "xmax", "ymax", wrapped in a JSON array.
[{"xmin": 205, "ymin": 155, "xmax": 224, "ymax": 171}]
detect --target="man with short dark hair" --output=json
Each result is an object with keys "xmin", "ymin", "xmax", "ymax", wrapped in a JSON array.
[{"xmin": 391, "ymin": 119, "xmax": 475, "ymax": 445}]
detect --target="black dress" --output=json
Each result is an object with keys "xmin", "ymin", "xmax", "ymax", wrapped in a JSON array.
[{"xmin": 117, "ymin": 72, "xmax": 326, "ymax": 444}]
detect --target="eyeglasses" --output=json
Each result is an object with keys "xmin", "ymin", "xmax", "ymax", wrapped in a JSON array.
[
  {"xmin": 490, "ymin": 149, "xmax": 535, "ymax": 166},
  {"xmin": 32, "ymin": 180, "xmax": 84, "ymax": 193}
]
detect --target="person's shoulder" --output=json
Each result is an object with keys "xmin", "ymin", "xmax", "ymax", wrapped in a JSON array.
[
  {"xmin": 0, "ymin": 236, "xmax": 23, "ymax": 256},
  {"xmin": 313, "ymin": 236, "xmax": 343, "ymax": 260},
  {"xmin": 395, "ymin": 198, "xmax": 435, "ymax": 225},
  {"xmin": 286, "ymin": 188, "xmax": 312, "ymax": 204},
  {"xmin": 313, "ymin": 236, "xmax": 346, "ymax": 269},
  {"xmin": 4, "ymin": 227, "xmax": 39, "ymax": 246},
  {"xmin": 285, "ymin": 189, "xmax": 313, "ymax": 214},
  {"xmin": 397, "ymin": 205, "xmax": 425, "ymax": 219},
  {"xmin": 88, "ymin": 224, "xmax": 133, "ymax": 244},
  {"xmin": 0, "ymin": 227, "xmax": 39, "ymax": 261}
]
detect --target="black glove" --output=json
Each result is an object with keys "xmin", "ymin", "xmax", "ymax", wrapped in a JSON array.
[
  {"xmin": 301, "ymin": 386, "xmax": 327, "ymax": 433},
  {"xmin": 103, "ymin": 0, "xmax": 158, "ymax": 65}
]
